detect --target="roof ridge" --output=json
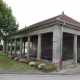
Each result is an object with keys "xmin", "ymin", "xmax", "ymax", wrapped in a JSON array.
[
  {"xmin": 59, "ymin": 11, "xmax": 64, "ymax": 20},
  {"xmin": 56, "ymin": 12, "xmax": 64, "ymax": 20},
  {"xmin": 17, "ymin": 12, "xmax": 80, "ymax": 33}
]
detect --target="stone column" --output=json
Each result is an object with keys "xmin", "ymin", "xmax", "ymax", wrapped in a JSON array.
[
  {"xmin": 20, "ymin": 38, "xmax": 23, "ymax": 57},
  {"xmin": 27, "ymin": 36, "xmax": 30, "ymax": 58},
  {"xmin": 10, "ymin": 40, "xmax": 12, "ymax": 55},
  {"xmin": 6, "ymin": 41, "xmax": 8, "ymax": 55},
  {"xmin": 52, "ymin": 27, "xmax": 62, "ymax": 69},
  {"xmin": 14, "ymin": 39, "xmax": 17, "ymax": 55},
  {"xmin": 73, "ymin": 34, "xmax": 77, "ymax": 63},
  {"xmin": 37, "ymin": 34, "xmax": 41, "ymax": 60}
]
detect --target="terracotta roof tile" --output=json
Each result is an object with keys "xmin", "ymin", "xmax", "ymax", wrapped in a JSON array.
[
  {"xmin": 17, "ymin": 12, "xmax": 80, "ymax": 33},
  {"xmin": 60, "ymin": 12, "xmax": 80, "ymax": 26}
]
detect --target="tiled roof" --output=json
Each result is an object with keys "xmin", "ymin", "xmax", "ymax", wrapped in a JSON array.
[
  {"xmin": 59, "ymin": 12, "xmax": 80, "ymax": 26},
  {"xmin": 17, "ymin": 12, "xmax": 80, "ymax": 33}
]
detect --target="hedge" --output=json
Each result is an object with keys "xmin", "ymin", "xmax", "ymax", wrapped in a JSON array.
[
  {"xmin": 0, "ymin": 45, "xmax": 3, "ymax": 51},
  {"xmin": 8, "ymin": 46, "xmax": 20, "ymax": 50},
  {"xmin": 0, "ymin": 45, "xmax": 20, "ymax": 51}
]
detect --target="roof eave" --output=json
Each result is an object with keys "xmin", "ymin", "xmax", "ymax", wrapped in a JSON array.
[
  {"xmin": 17, "ymin": 19, "xmax": 58, "ymax": 33},
  {"xmin": 57, "ymin": 19, "xmax": 80, "ymax": 28},
  {"xmin": 16, "ymin": 19, "xmax": 80, "ymax": 34}
]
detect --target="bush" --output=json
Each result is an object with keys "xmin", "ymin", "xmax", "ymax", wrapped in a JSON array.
[
  {"xmin": 38, "ymin": 63, "xmax": 45, "ymax": 68},
  {"xmin": 8, "ymin": 46, "xmax": 14, "ymax": 50},
  {"xmin": 8, "ymin": 45, "xmax": 20, "ymax": 51},
  {"xmin": 0, "ymin": 45, "xmax": 3, "ymax": 51},
  {"xmin": 17, "ymin": 42, "xmax": 20, "ymax": 50},
  {"xmin": 41, "ymin": 64, "xmax": 56, "ymax": 69},
  {"xmin": 29, "ymin": 61, "xmax": 36, "ymax": 66},
  {"xmin": 26, "ymin": 58, "xmax": 31, "ymax": 63},
  {"xmin": 35, "ymin": 61, "xmax": 41, "ymax": 67}
]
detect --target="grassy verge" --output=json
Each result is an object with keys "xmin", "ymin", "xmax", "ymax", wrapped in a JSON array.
[{"xmin": 0, "ymin": 55, "xmax": 37, "ymax": 70}]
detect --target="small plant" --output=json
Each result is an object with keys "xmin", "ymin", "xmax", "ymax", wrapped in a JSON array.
[
  {"xmin": 31, "ymin": 58, "xmax": 36, "ymax": 61},
  {"xmin": 35, "ymin": 61, "xmax": 41, "ymax": 67},
  {"xmin": 38, "ymin": 63, "xmax": 45, "ymax": 68},
  {"xmin": 10, "ymin": 54, "xmax": 18, "ymax": 59},
  {"xmin": 29, "ymin": 61, "xmax": 36, "ymax": 66},
  {"xmin": 41, "ymin": 63, "xmax": 56, "ymax": 69},
  {"xmin": 26, "ymin": 58, "xmax": 31, "ymax": 63}
]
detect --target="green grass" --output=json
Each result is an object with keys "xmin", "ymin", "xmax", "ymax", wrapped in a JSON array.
[{"xmin": 0, "ymin": 55, "xmax": 37, "ymax": 70}]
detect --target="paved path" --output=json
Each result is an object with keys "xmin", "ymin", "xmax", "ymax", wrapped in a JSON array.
[
  {"xmin": 1, "ymin": 68, "xmax": 80, "ymax": 75},
  {"xmin": 0, "ymin": 74, "xmax": 80, "ymax": 80}
]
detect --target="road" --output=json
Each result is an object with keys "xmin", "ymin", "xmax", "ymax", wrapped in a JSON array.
[{"xmin": 0, "ymin": 74, "xmax": 80, "ymax": 80}]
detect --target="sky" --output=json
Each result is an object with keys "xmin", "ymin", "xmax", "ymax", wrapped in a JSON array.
[{"xmin": 3, "ymin": 0, "xmax": 80, "ymax": 30}]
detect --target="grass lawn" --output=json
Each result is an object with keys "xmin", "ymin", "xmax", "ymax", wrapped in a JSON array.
[{"xmin": 0, "ymin": 55, "xmax": 37, "ymax": 70}]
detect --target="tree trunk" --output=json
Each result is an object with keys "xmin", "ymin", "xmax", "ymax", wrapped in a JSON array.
[{"xmin": 3, "ymin": 40, "xmax": 6, "ymax": 53}]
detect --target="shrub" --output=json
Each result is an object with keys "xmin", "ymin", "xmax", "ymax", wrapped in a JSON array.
[
  {"xmin": 41, "ymin": 64, "xmax": 56, "ymax": 69},
  {"xmin": 29, "ymin": 61, "xmax": 36, "ymax": 66},
  {"xmin": 0, "ymin": 45, "xmax": 3, "ymax": 51},
  {"xmin": 8, "ymin": 45, "xmax": 20, "ymax": 51},
  {"xmin": 35, "ymin": 61, "xmax": 41, "ymax": 67},
  {"xmin": 38, "ymin": 63, "xmax": 45, "ymax": 68},
  {"xmin": 31, "ymin": 58, "xmax": 36, "ymax": 61},
  {"xmin": 26, "ymin": 58, "xmax": 31, "ymax": 63}
]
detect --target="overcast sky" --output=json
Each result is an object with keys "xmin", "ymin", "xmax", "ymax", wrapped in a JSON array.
[{"xmin": 3, "ymin": 0, "xmax": 80, "ymax": 29}]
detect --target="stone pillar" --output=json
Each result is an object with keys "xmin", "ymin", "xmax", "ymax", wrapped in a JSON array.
[
  {"xmin": 10, "ymin": 40, "xmax": 12, "ymax": 55},
  {"xmin": 52, "ymin": 27, "xmax": 62, "ymax": 69},
  {"xmin": 20, "ymin": 38, "xmax": 23, "ymax": 57},
  {"xmin": 3, "ymin": 40, "xmax": 6, "ymax": 53},
  {"xmin": 27, "ymin": 36, "xmax": 30, "ymax": 58},
  {"xmin": 37, "ymin": 34, "xmax": 41, "ymax": 60},
  {"xmin": 73, "ymin": 34, "xmax": 77, "ymax": 63},
  {"xmin": 6, "ymin": 41, "xmax": 8, "ymax": 55},
  {"xmin": 14, "ymin": 39, "xmax": 17, "ymax": 55}
]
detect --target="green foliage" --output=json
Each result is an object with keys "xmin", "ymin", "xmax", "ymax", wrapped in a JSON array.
[
  {"xmin": 41, "ymin": 64, "xmax": 56, "ymax": 69},
  {"xmin": 0, "ymin": 0, "xmax": 19, "ymax": 41},
  {"xmin": 17, "ymin": 42, "xmax": 20, "ymax": 50},
  {"xmin": 8, "ymin": 46, "xmax": 14, "ymax": 51},
  {"xmin": 0, "ymin": 45, "xmax": 3, "ymax": 51},
  {"xmin": 8, "ymin": 45, "xmax": 20, "ymax": 51},
  {"xmin": 8, "ymin": 41, "xmax": 20, "ymax": 50},
  {"xmin": 0, "ymin": 55, "xmax": 37, "ymax": 70},
  {"xmin": 35, "ymin": 61, "xmax": 41, "ymax": 67}
]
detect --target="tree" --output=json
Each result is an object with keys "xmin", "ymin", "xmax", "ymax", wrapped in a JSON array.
[{"xmin": 0, "ymin": 0, "xmax": 19, "ymax": 52}]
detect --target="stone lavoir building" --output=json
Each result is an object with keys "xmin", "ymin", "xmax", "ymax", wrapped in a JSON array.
[{"xmin": 6, "ymin": 12, "xmax": 80, "ymax": 70}]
